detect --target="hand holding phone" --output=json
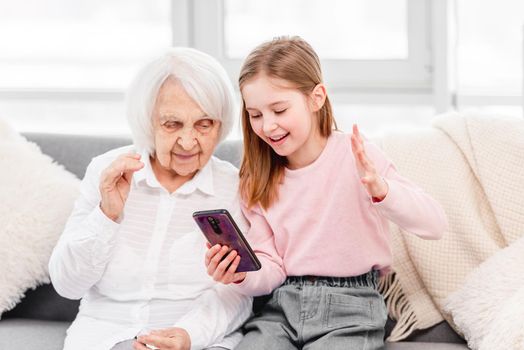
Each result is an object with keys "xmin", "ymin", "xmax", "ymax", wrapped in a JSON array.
[
  {"xmin": 193, "ymin": 209, "xmax": 261, "ymax": 283},
  {"xmin": 205, "ymin": 244, "xmax": 248, "ymax": 284}
]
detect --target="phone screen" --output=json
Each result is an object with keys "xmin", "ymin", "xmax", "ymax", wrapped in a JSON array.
[{"xmin": 193, "ymin": 209, "xmax": 261, "ymax": 272}]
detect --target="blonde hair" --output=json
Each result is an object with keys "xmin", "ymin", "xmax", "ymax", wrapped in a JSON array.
[{"xmin": 239, "ymin": 36, "xmax": 337, "ymax": 210}]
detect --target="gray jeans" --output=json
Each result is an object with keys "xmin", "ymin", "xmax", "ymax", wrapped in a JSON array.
[
  {"xmin": 235, "ymin": 271, "xmax": 387, "ymax": 350},
  {"xmin": 111, "ymin": 339, "xmax": 228, "ymax": 350}
]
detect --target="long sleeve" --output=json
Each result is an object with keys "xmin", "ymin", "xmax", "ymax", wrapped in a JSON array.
[
  {"xmin": 48, "ymin": 157, "xmax": 120, "ymax": 299},
  {"xmin": 220, "ymin": 132, "xmax": 446, "ymax": 281},
  {"xmin": 366, "ymin": 142, "xmax": 448, "ymax": 239},
  {"xmin": 173, "ymin": 284, "xmax": 252, "ymax": 350},
  {"xmin": 234, "ymin": 204, "xmax": 287, "ymax": 297}
]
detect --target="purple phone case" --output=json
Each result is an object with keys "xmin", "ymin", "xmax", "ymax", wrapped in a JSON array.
[{"xmin": 193, "ymin": 209, "xmax": 261, "ymax": 272}]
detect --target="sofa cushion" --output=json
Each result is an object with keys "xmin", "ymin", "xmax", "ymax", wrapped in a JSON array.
[
  {"xmin": 385, "ymin": 342, "xmax": 469, "ymax": 349},
  {"xmin": 23, "ymin": 133, "xmax": 132, "ymax": 179},
  {"xmin": 402, "ymin": 321, "xmax": 465, "ymax": 344},
  {"xmin": 1, "ymin": 283, "xmax": 79, "ymax": 322},
  {"xmin": 0, "ymin": 133, "xmax": 130, "ymax": 322},
  {"xmin": 0, "ymin": 319, "xmax": 68, "ymax": 350},
  {"xmin": 215, "ymin": 140, "xmax": 242, "ymax": 168},
  {"xmin": 0, "ymin": 121, "xmax": 80, "ymax": 316},
  {"xmin": 444, "ymin": 234, "xmax": 524, "ymax": 349}
]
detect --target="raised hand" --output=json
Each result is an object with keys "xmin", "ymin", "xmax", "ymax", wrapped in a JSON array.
[
  {"xmin": 99, "ymin": 152, "xmax": 144, "ymax": 222},
  {"xmin": 350, "ymin": 124, "xmax": 388, "ymax": 202}
]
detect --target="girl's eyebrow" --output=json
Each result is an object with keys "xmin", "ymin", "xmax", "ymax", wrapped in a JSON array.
[
  {"xmin": 269, "ymin": 100, "xmax": 289, "ymax": 107},
  {"xmin": 246, "ymin": 101, "xmax": 289, "ymax": 111}
]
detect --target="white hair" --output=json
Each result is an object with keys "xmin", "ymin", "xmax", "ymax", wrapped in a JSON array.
[{"xmin": 126, "ymin": 47, "xmax": 236, "ymax": 155}]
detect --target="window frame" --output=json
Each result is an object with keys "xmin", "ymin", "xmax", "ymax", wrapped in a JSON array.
[
  {"xmin": 0, "ymin": 0, "xmax": 521, "ymax": 124},
  {"xmin": 175, "ymin": 0, "xmax": 432, "ymax": 92}
]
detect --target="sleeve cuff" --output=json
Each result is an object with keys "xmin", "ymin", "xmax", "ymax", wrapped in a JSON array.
[
  {"xmin": 86, "ymin": 205, "xmax": 120, "ymax": 238},
  {"xmin": 230, "ymin": 273, "xmax": 252, "ymax": 294},
  {"xmin": 84, "ymin": 205, "xmax": 120, "ymax": 265},
  {"xmin": 371, "ymin": 178, "xmax": 400, "ymax": 210}
]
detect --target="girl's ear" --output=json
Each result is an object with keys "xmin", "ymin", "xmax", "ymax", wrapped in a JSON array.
[{"xmin": 310, "ymin": 84, "xmax": 327, "ymax": 112}]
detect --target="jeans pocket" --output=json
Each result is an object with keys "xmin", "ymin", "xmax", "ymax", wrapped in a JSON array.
[
  {"xmin": 325, "ymin": 292, "xmax": 374, "ymax": 329},
  {"xmin": 266, "ymin": 288, "xmax": 281, "ymax": 307}
]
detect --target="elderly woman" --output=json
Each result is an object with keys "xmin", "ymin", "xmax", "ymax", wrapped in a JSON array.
[{"xmin": 48, "ymin": 48, "xmax": 252, "ymax": 350}]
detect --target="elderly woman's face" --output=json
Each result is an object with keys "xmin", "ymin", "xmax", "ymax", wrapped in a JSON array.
[{"xmin": 151, "ymin": 78, "xmax": 221, "ymax": 178}]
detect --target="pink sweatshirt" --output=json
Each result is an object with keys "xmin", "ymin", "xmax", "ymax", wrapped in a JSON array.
[{"xmin": 237, "ymin": 131, "xmax": 447, "ymax": 297}]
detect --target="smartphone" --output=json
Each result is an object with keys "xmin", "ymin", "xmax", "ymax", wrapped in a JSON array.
[{"xmin": 193, "ymin": 209, "xmax": 261, "ymax": 272}]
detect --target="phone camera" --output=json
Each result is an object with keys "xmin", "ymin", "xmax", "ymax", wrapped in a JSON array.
[{"xmin": 207, "ymin": 216, "xmax": 222, "ymax": 234}]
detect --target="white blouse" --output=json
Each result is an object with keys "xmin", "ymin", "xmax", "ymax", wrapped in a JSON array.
[{"xmin": 49, "ymin": 146, "xmax": 252, "ymax": 350}]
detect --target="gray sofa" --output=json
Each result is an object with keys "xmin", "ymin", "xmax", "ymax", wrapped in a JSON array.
[{"xmin": 0, "ymin": 133, "xmax": 469, "ymax": 350}]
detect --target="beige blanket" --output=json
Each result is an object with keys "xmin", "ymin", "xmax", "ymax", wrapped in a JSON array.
[{"xmin": 377, "ymin": 112, "xmax": 524, "ymax": 340}]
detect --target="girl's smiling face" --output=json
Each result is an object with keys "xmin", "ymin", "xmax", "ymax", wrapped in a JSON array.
[{"xmin": 241, "ymin": 73, "xmax": 327, "ymax": 169}]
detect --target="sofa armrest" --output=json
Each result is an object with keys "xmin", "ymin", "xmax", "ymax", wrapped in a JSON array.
[{"xmin": 2, "ymin": 284, "xmax": 79, "ymax": 322}]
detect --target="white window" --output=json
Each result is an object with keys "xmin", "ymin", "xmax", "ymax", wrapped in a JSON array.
[
  {"xmin": 182, "ymin": 0, "xmax": 432, "ymax": 92},
  {"xmin": 0, "ymin": 0, "xmax": 171, "ymax": 135},
  {"xmin": 0, "ymin": 0, "xmax": 171, "ymax": 90},
  {"xmin": 224, "ymin": 0, "xmax": 408, "ymax": 60},
  {"xmin": 456, "ymin": 0, "xmax": 523, "ymax": 97},
  {"xmin": 454, "ymin": 0, "xmax": 523, "ymax": 111},
  {"xmin": 1, "ymin": 0, "xmax": 521, "ymax": 136}
]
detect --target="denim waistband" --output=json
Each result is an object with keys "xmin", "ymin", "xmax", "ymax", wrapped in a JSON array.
[{"xmin": 283, "ymin": 270, "xmax": 379, "ymax": 289}]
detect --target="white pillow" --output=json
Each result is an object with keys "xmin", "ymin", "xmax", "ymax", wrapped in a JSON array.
[
  {"xmin": 0, "ymin": 119, "xmax": 80, "ymax": 315},
  {"xmin": 480, "ymin": 285, "xmax": 524, "ymax": 350},
  {"xmin": 443, "ymin": 235, "xmax": 524, "ymax": 350}
]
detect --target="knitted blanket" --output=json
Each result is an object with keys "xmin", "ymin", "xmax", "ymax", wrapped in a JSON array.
[{"xmin": 377, "ymin": 112, "xmax": 524, "ymax": 341}]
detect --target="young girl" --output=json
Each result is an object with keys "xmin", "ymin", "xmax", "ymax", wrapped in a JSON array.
[{"xmin": 205, "ymin": 36, "xmax": 447, "ymax": 350}]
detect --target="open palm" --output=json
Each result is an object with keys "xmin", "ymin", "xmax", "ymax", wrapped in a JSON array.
[{"xmin": 350, "ymin": 124, "xmax": 388, "ymax": 201}]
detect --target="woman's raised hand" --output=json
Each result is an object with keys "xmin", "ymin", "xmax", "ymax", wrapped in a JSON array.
[
  {"xmin": 99, "ymin": 153, "xmax": 144, "ymax": 222},
  {"xmin": 205, "ymin": 243, "xmax": 247, "ymax": 284},
  {"xmin": 350, "ymin": 124, "xmax": 388, "ymax": 201}
]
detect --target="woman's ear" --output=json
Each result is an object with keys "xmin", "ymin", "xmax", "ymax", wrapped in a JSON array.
[{"xmin": 310, "ymin": 84, "xmax": 327, "ymax": 112}]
